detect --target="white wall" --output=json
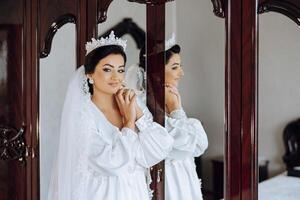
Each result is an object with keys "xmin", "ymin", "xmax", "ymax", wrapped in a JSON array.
[{"xmin": 259, "ymin": 13, "xmax": 300, "ymax": 177}]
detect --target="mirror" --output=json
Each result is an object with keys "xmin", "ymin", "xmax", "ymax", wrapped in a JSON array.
[
  {"xmin": 258, "ymin": 12, "xmax": 300, "ymax": 199},
  {"xmin": 39, "ymin": 23, "xmax": 76, "ymax": 200},
  {"xmin": 165, "ymin": 1, "xmax": 225, "ymax": 199},
  {"xmin": 97, "ymin": 1, "xmax": 146, "ymax": 96}
]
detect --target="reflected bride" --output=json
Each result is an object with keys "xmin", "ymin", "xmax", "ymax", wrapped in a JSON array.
[
  {"xmin": 164, "ymin": 44, "xmax": 209, "ymax": 200},
  {"xmin": 47, "ymin": 31, "xmax": 173, "ymax": 200}
]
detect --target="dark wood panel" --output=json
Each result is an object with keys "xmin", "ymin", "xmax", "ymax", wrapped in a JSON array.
[
  {"xmin": 225, "ymin": 0, "xmax": 242, "ymax": 199},
  {"xmin": 29, "ymin": 0, "xmax": 39, "ymax": 199},
  {"xmin": 225, "ymin": 0, "xmax": 258, "ymax": 199},
  {"xmin": 146, "ymin": 3, "xmax": 165, "ymax": 200},
  {"xmin": 0, "ymin": 1, "xmax": 23, "ymax": 24},
  {"xmin": 0, "ymin": 7, "xmax": 27, "ymax": 200},
  {"xmin": 241, "ymin": 0, "xmax": 258, "ymax": 199}
]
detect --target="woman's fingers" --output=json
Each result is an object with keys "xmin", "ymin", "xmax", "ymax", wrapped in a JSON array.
[
  {"xmin": 129, "ymin": 89, "xmax": 135, "ymax": 100},
  {"xmin": 116, "ymin": 88, "xmax": 125, "ymax": 104},
  {"xmin": 124, "ymin": 89, "xmax": 131, "ymax": 104},
  {"xmin": 169, "ymin": 89, "xmax": 179, "ymax": 97},
  {"xmin": 130, "ymin": 93, "xmax": 137, "ymax": 106}
]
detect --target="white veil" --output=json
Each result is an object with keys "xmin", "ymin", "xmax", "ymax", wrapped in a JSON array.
[
  {"xmin": 47, "ymin": 65, "xmax": 91, "ymax": 200},
  {"xmin": 125, "ymin": 63, "xmax": 146, "ymax": 104}
]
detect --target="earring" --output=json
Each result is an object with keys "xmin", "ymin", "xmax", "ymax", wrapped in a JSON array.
[{"xmin": 88, "ymin": 78, "xmax": 94, "ymax": 84}]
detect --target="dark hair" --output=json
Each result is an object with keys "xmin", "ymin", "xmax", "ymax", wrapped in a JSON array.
[
  {"xmin": 165, "ymin": 44, "xmax": 181, "ymax": 64},
  {"xmin": 138, "ymin": 44, "xmax": 181, "ymax": 69},
  {"xmin": 84, "ymin": 45, "xmax": 127, "ymax": 94}
]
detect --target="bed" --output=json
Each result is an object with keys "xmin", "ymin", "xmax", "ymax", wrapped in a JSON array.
[
  {"xmin": 258, "ymin": 171, "xmax": 300, "ymax": 200},
  {"xmin": 259, "ymin": 118, "xmax": 300, "ymax": 200}
]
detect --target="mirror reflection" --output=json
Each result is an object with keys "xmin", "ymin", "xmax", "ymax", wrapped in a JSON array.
[
  {"xmin": 164, "ymin": 1, "xmax": 225, "ymax": 200},
  {"xmin": 39, "ymin": 23, "xmax": 76, "ymax": 200},
  {"xmin": 258, "ymin": 12, "xmax": 300, "ymax": 200}
]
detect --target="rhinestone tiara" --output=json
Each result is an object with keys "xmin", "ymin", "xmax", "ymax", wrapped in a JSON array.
[
  {"xmin": 165, "ymin": 33, "xmax": 176, "ymax": 50},
  {"xmin": 85, "ymin": 31, "xmax": 127, "ymax": 55}
]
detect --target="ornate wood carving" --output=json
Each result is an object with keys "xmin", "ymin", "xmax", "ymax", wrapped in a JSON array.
[
  {"xmin": 258, "ymin": 0, "xmax": 300, "ymax": 26},
  {"xmin": 39, "ymin": 0, "xmax": 79, "ymax": 58},
  {"xmin": 40, "ymin": 14, "xmax": 76, "ymax": 58},
  {"xmin": 97, "ymin": 0, "xmax": 113, "ymax": 23},
  {"xmin": 211, "ymin": 0, "xmax": 225, "ymax": 18},
  {"xmin": 0, "ymin": 124, "xmax": 26, "ymax": 164}
]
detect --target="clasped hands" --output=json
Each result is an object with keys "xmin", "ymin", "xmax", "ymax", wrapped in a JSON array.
[{"xmin": 115, "ymin": 88, "xmax": 143, "ymax": 130}]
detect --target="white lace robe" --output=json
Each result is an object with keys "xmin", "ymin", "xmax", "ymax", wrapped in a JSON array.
[
  {"xmin": 165, "ymin": 109, "xmax": 208, "ymax": 200},
  {"xmin": 75, "ymin": 98, "xmax": 174, "ymax": 200}
]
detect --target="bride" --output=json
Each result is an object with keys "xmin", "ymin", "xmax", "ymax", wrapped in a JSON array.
[
  {"xmin": 47, "ymin": 31, "xmax": 173, "ymax": 200},
  {"xmin": 164, "ymin": 44, "xmax": 209, "ymax": 200}
]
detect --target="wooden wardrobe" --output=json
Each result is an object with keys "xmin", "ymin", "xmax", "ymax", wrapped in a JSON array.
[{"xmin": 0, "ymin": 0, "xmax": 299, "ymax": 199}]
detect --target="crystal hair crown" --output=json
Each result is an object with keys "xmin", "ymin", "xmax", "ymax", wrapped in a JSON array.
[
  {"xmin": 85, "ymin": 31, "xmax": 127, "ymax": 55},
  {"xmin": 165, "ymin": 33, "xmax": 176, "ymax": 50}
]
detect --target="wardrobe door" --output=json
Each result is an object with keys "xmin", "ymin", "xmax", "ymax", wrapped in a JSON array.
[
  {"xmin": 0, "ymin": 1, "xmax": 28, "ymax": 200},
  {"xmin": 37, "ymin": 1, "xmax": 96, "ymax": 199},
  {"xmin": 257, "ymin": 1, "xmax": 300, "ymax": 199}
]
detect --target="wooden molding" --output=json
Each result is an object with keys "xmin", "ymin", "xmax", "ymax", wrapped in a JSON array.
[
  {"xmin": 211, "ymin": 0, "xmax": 225, "ymax": 18},
  {"xmin": 97, "ymin": 0, "xmax": 114, "ymax": 23},
  {"xmin": 258, "ymin": 0, "xmax": 300, "ymax": 26},
  {"xmin": 40, "ymin": 14, "xmax": 76, "ymax": 58}
]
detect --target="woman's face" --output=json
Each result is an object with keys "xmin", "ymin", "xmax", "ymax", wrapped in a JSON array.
[
  {"xmin": 165, "ymin": 53, "xmax": 184, "ymax": 87},
  {"xmin": 88, "ymin": 54, "xmax": 125, "ymax": 95}
]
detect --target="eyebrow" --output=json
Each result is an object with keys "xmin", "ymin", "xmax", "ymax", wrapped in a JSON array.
[
  {"xmin": 103, "ymin": 64, "xmax": 125, "ymax": 68},
  {"xmin": 172, "ymin": 63, "xmax": 180, "ymax": 66}
]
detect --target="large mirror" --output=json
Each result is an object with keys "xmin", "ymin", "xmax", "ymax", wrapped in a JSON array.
[
  {"xmin": 258, "ymin": 10, "xmax": 300, "ymax": 200},
  {"xmin": 38, "ymin": 1, "xmax": 228, "ymax": 200},
  {"xmin": 165, "ymin": 1, "xmax": 225, "ymax": 199},
  {"xmin": 39, "ymin": 24, "xmax": 76, "ymax": 200}
]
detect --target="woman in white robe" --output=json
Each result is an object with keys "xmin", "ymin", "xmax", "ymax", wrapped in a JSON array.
[
  {"xmin": 47, "ymin": 32, "xmax": 173, "ymax": 200},
  {"xmin": 164, "ymin": 44, "xmax": 209, "ymax": 200}
]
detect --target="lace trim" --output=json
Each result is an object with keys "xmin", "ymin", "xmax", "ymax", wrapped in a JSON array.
[
  {"xmin": 146, "ymin": 169, "xmax": 154, "ymax": 200},
  {"xmin": 169, "ymin": 109, "xmax": 187, "ymax": 119}
]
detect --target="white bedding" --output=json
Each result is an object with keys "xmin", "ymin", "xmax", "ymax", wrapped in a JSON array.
[{"xmin": 259, "ymin": 172, "xmax": 300, "ymax": 200}]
